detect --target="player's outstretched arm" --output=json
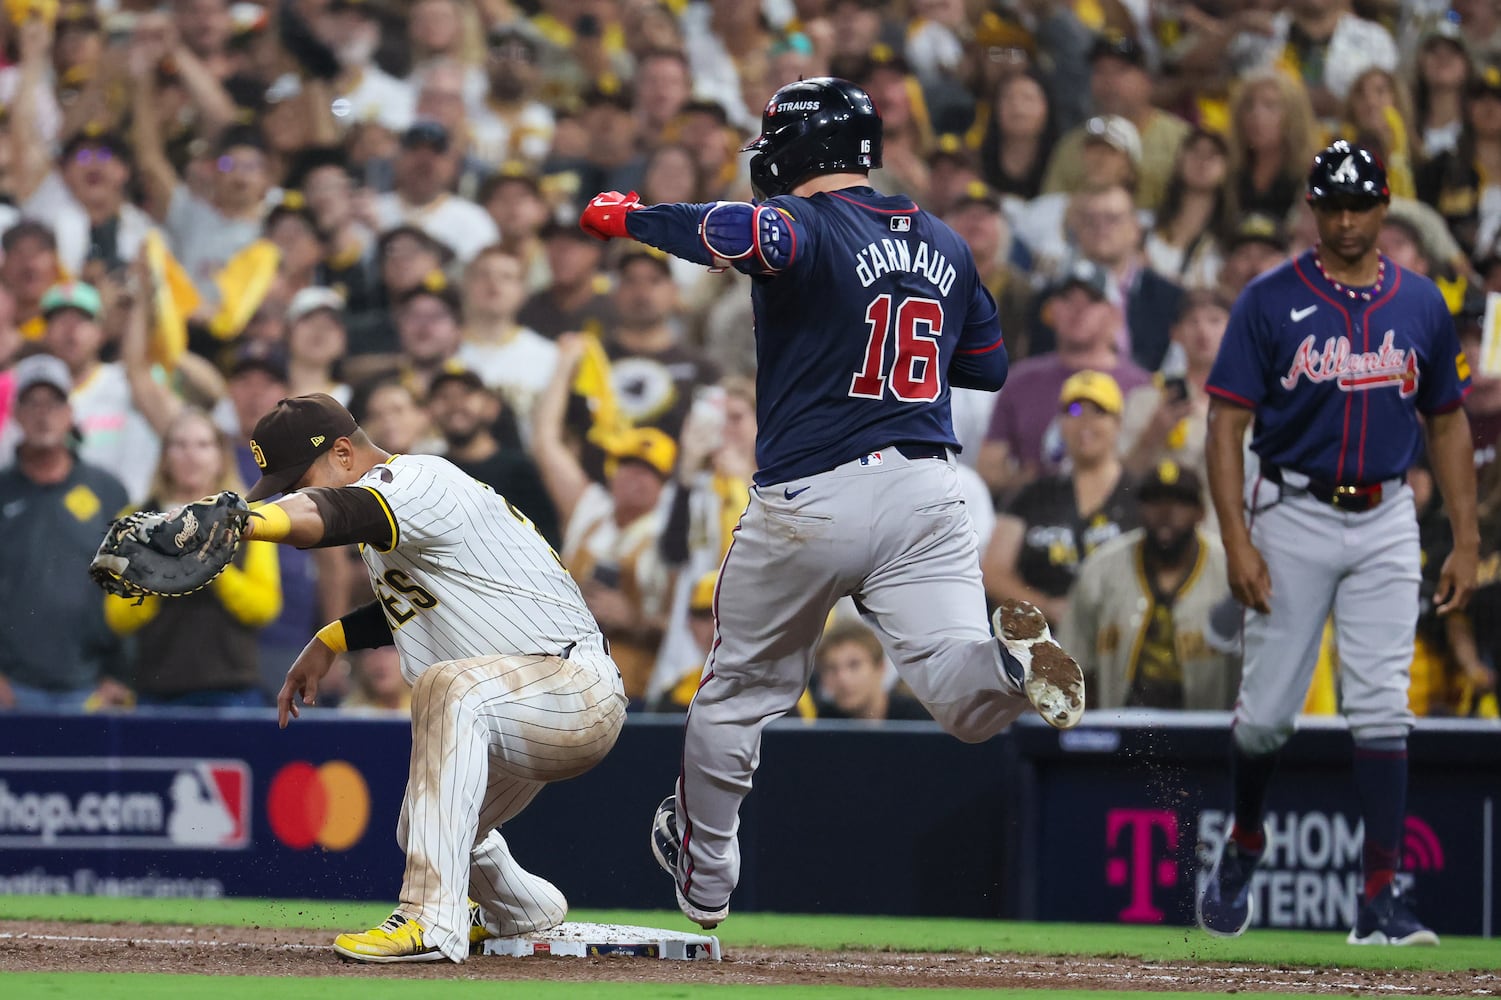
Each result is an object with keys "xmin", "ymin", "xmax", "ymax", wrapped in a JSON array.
[
  {"xmin": 244, "ymin": 495, "xmax": 328, "ymax": 548},
  {"xmin": 1424, "ymin": 407, "xmax": 1480, "ymax": 614},
  {"xmin": 581, "ymin": 191, "xmax": 804, "ymax": 275},
  {"xmin": 1206, "ymin": 397, "xmax": 1270, "ymax": 614}
]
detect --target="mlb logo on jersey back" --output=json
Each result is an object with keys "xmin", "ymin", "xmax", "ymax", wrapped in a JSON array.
[
  {"xmin": 860, "ymin": 452, "xmax": 884, "ymax": 466},
  {"xmin": 891, "ymin": 216, "xmax": 911, "ymax": 232}
]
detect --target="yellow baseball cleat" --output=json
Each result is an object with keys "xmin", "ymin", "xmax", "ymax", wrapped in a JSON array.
[
  {"xmin": 332, "ymin": 912, "xmax": 446, "ymax": 963},
  {"xmin": 468, "ymin": 899, "xmax": 497, "ymax": 949}
]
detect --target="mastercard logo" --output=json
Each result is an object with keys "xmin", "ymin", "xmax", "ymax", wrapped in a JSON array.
[{"xmin": 267, "ymin": 760, "xmax": 370, "ymax": 851}]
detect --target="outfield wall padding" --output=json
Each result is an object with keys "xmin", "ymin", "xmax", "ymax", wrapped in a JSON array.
[{"xmin": 0, "ymin": 711, "xmax": 1492, "ymax": 935}]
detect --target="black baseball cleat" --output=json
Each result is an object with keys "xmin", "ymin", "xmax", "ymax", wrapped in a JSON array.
[
  {"xmin": 650, "ymin": 793, "xmax": 729, "ymax": 930},
  {"xmin": 993, "ymin": 600, "xmax": 1085, "ymax": 729},
  {"xmin": 1347, "ymin": 881, "xmax": 1440, "ymax": 946},
  {"xmin": 1197, "ymin": 837, "xmax": 1261, "ymax": 937}
]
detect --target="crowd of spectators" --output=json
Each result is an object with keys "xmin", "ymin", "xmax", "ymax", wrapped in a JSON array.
[{"xmin": 0, "ymin": 0, "xmax": 1497, "ymax": 720}]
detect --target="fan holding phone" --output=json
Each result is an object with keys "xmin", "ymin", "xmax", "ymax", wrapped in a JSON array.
[{"xmin": 1120, "ymin": 291, "xmax": 1231, "ymax": 519}]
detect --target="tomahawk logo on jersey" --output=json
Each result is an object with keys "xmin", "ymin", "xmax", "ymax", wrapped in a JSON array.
[
  {"xmin": 628, "ymin": 189, "xmax": 1007, "ymax": 485},
  {"xmin": 1206, "ymin": 251, "xmax": 1471, "ymax": 483}
]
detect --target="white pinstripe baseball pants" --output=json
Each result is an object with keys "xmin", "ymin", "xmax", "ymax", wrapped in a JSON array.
[{"xmin": 394, "ymin": 651, "xmax": 626, "ymax": 962}]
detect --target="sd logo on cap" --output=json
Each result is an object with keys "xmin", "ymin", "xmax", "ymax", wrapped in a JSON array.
[{"xmin": 246, "ymin": 393, "xmax": 358, "ymax": 500}]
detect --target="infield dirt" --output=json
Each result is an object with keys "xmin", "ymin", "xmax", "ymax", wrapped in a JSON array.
[{"xmin": 1, "ymin": 919, "xmax": 1495, "ymax": 993}]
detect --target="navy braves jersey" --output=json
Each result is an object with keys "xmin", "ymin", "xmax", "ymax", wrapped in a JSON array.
[
  {"xmin": 626, "ymin": 187, "xmax": 1006, "ymax": 486},
  {"xmin": 1207, "ymin": 251, "xmax": 1471, "ymax": 484}
]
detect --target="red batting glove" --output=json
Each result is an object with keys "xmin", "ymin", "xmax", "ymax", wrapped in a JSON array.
[{"xmin": 580, "ymin": 191, "xmax": 642, "ymax": 241}]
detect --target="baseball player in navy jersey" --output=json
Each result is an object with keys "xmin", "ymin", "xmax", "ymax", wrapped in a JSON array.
[
  {"xmin": 239, "ymin": 393, "xmax": 626, "ymax": 963},
  {"xmin": 579, "ymin": 77, "xmax": 1087, "ymax": 929},
  {"xmin": 1199, "ymin": 141, "xmax": 1477, "ymax": 945}
]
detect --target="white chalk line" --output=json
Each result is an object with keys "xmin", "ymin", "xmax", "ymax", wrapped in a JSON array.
[{"xmin": 0, "ymin": 931, "xmax": 322, "ymax": 952}]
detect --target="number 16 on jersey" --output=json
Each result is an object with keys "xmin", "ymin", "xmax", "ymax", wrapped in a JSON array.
[{"xmin": 849, "ymin": 294, "xmax": 945, "ymax": 402}]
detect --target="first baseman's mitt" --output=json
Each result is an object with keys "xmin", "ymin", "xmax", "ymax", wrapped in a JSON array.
[{"xmin": 89, "ymin": 491, "xmax": 254, "ymax": 602}]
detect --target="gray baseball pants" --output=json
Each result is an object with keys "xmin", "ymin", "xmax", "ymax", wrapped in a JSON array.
[
  {"xmin": 676, "ymin": 447, "xmax": 1030, "ymax": 910},
  {"xmin": 1233, "ymin": 471, "xmax": 1419, "ymax": 756}
]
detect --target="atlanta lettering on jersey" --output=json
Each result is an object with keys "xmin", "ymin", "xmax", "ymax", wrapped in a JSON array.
[
  {"xmin": 1279, "ymin": 330, "xmax": 1418, "ymax": 397},
  {"xmin": 853, "ymin": 239, "xmax": 957, "ymax": 295}
]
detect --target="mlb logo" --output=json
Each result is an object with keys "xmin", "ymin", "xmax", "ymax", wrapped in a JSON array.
[
  {"xmin": 860, "ymin": 451, "xmax": 884, "ymax": 466},
  {"xmin": 891, "ymin": 216, "xmax": 911, "ymax": 232}
]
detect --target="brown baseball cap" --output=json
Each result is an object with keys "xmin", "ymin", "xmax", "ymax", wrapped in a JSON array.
[{"xmin": 246, "ymin": 393, "xmax": 359, "ymax": 500}]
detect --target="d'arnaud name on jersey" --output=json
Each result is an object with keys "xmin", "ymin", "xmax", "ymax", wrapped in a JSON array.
[{"xmin": 853, "ymin": 238, "xmax": 958, "ymax": 296}]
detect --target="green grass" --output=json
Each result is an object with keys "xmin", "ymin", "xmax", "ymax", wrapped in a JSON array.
[
  {"xmin": 0, "ymin": 977, "xmax": 1341, "ymax": 1000},
  {"xmin": 1, "ymin": 895, "xmax": 1496, "ymax": 972}
]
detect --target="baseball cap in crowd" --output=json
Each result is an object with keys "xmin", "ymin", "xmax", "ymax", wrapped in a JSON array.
[
  {"xmin": 1226, "ymin": 213, "xmax": 1289, "ymax": 253},
  {"xmin": 56, "ymin": 2, "xmax": 101, "ymax": 31},
  {"xmin": 245, "ymin": 393, "xmax": 360, "ymax": 500},
  {"xmin": 1059, "ymin": 369, "xmax": 1124, "ymax": 416},
  {"xmin": 582, "ymin": 79, "xmax": 635, "ymax": 112},
  {"xmin": 428, "ymin": 365, "xmax": 486, "ymax": 395},
  {"xmin": 481, "ymin": 160, "xmax": 543, "ymax": 199},
  {"xmin": 932, "ymin": 133, "xmax": 979, "ymax": 170},
  {"xmin": 229, "ymin": 340, "xmax": 290, "ymax": 383},
  {"xmin": 1048, "ymin": 259, "xmax": 1110, "ymax": 301},
  {"xmin": 1419, "ymin": 12, "xmax": 1466, "ymax": 54},
  {"xmin": 402, "ymin": 119, "xmax": 451, "ymax": 153},
  {"xmin": 1083, "ymin": 115, "xmax": 1142, "ymax": 167},
  {"xmin": 41, "ymin": 282, "xmax": 103, "ymax": 321},
  {"xmin": 604, "ymin": 426, "xmax": 678, "ymax": 480},
  {"xmin": 1138, "ymin": 460, "xmax": 1203, "ymax": 506},
  {"xmin": 12, "ymin": 353, "xmax": 73, "ymax": 401},
  {"xmin": 679, "ymin": 97, "xmax": 730, "ymax": 126},
  {"xmin": 1471, "ymin": 62, "xmax": 1501, "ymax": 99},
  {"xmin": 379, "ymin": 224, "xmax": 456, "ymax": 265},
  {"xmin": 487, "ymin": 19, "xmax": 543, "ymax": 54},
  {"xmin": 951, "ymin": 180, "xmax": 1000, "ymax": 212},
  {"xmin": 286, "ymin": 286, "xmax": 347, "ymax": 325},
  {"xmin": 397, "ymin": 272, "xmax": 463, "ymax": 318},
  {"xmin": 1089, "ymin": 31, "xmax": 1146, "ymax": 68}
]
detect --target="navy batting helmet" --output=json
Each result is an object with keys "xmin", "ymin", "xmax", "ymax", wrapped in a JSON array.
[
  {"xmin": 1306, "ymin": 140, "xmax": 1390, "ymax": 205},
  {"xmin": 743, "ymin": 77, "xmax": 882, "ymax": 200}
]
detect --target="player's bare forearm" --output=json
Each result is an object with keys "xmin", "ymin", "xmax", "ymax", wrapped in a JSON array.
[
  {"xmin": 1205, "ymin": 398, "xmax": 1255, "ymax": 547},
  {"xmin": 1424, "ymin": 408, "xmax": 1480, "ymax": 549},
  {"xmin": 1207, "ymin": 397, "xmax": 1271, "ymax": 613},
  {"xmin": 245, "ymin": 494, "xmax": 326, "ymax": 548},
  {"xmin": 1425, "ymin": 407, "xmax": 1479, "ymax": 613}
]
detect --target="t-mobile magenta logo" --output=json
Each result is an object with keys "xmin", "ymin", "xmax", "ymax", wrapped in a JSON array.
[{"xmin": 1105, "ymin": 808, "xmax": 1180, "ymax": 922}]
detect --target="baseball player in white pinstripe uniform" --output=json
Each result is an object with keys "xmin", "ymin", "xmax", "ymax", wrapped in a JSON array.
[{"xmin": 240, "ymin": 393, "xmax": 626, "ymax": 964}]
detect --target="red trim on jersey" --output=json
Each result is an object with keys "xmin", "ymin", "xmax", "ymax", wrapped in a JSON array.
[
  {"xmin": 827, "ymin": 190, "xmax": 919, "ymax": 214},
  {"xmin": 1355, "ymin": 268, "xmax": 1403, "ymax": 483},
  {"xmin": 1293, "ymin": 257, "xmax": 1356, "ymax": 480},
  {"xmin": 1205, "ymin": 384, "xmax": 1257, "ymax": 408},
  {"xmin": 959, "ymin": 336, "xmax": 1004, "ymax": 356}
]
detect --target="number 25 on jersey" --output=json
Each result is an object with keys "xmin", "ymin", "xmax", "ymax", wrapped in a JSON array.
[{"xmin": 849, "ymin": 294, "xmax": 944, "ymax": 402}]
